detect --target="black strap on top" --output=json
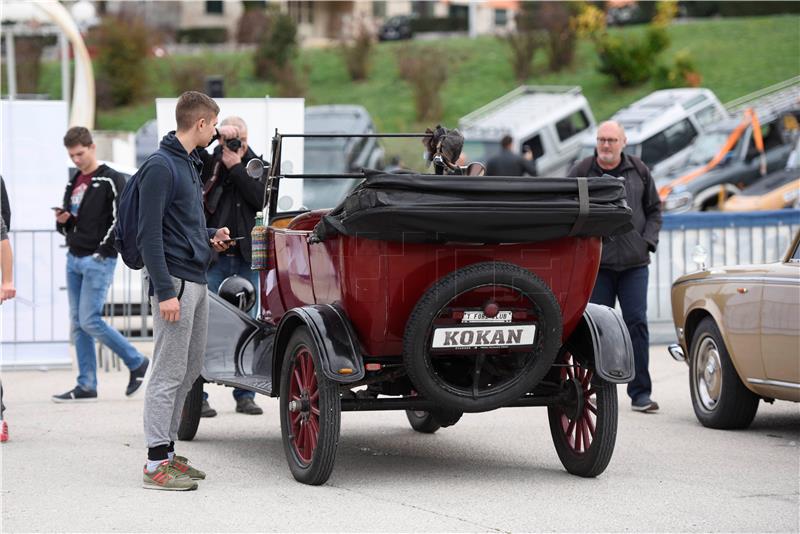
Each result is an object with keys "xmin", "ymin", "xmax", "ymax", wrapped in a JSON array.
[{"xmin": 569, "ymin": 176, "xmax": 589, "ymax": 237}]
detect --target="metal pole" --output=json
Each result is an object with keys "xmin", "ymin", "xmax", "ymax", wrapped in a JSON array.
[
  {"xmin": 4, "ymin": 30, "xmax": 17, "ymax": 99},
  {"xmin": 60, "ymin": 32, "xmax": 71, "ymax": 104}
]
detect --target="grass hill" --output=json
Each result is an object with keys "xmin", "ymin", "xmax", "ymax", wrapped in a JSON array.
[{"xmin": 38, "ymin": 15, "xmax": 800, "ymax": 139}]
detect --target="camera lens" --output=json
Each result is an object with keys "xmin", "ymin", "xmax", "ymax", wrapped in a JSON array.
[{"xmin": 226, "ymin": 138, "xmax": 242, "ymax": 151}]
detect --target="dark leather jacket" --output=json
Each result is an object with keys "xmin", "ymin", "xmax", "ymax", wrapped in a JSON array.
[{"xmin": 568, "ymin": 152, "xmax": 663, "ymax": 271}]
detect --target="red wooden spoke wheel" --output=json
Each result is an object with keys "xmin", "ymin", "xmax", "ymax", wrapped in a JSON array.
[
  {"xmin": 547, "ymin": 351, "xmax": 618, "ymax": 478},
  {"xmin": 280, "ymin": 327, "xmax": 341, "ymax": 485},
  {"xmin": 287, "ymin": 348, "xmax": 321, "ymax": 464}
]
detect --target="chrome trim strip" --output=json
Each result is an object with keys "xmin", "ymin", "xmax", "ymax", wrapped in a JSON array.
[
  {"xmin": 747, "ymin": 378, "xmax": 800, "ymax": 390},
  {"xmin": 673, "ymin": 276, "xmax": 800, "ymax": 288}
]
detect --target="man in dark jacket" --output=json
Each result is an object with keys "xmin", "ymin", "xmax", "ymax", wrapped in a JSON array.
[
  {"xmin": 485, "ymin": 135, "xmax": 537, "ymax": 176},
  {"xmin": 138, "ymin": 91, "xmax": 232, "ymax": 490},
  {"xmin": 52, "ymin": 127, "xmax": 150, "ymax": 403},
  {"xmin": 568, "ymin": 120, "xmax": 663, "ymax": 413},
  {"xmin": 198, "ymin": 116, "xmax": 266, "ymax": 417}
]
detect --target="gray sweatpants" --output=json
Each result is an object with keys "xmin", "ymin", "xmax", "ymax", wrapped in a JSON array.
[{"xmin": 143, "ymin": 277, "xmax": 208, "ymax": 449}]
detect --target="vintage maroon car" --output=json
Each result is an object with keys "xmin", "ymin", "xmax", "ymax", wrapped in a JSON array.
[{"xmin": 179, "ymin": 131, "xmax": 635, "ymax": 485}]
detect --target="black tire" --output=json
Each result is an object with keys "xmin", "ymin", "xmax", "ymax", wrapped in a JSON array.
[
  {"xmin": 403, "ymin": 261, "xmax": 562, "ymax": 413},
  {"xmin": 177, "ymin": 377, "xmax": 204, "ymax": 441},
  {"xmin": 405, "ymin": 408, "xmax": 463, "ymax": 433},
  {"xmin": 689, "ymin": 317, "xmax": 759, "ymax": 429},
  {"xmin": 548, "ymin": 351, "xmax": 618, "ymax": 478},
  {"xmin": 279, "ymin": 326, "xmax": 341, "ymax": 485}
]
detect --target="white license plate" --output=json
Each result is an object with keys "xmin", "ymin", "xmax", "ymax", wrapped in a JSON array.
[
  {"xmin": 431, "ymin": 325, "xmax": 536, "ymax": 349},
  {"xmin": 461, "ymin": 310, "xmax": 513, "ymax": 323}
]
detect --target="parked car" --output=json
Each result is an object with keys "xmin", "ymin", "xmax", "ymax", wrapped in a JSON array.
[
  {"xmin": 179, "ymin": 129, "xmax": 636, "ymax": 485},
  {"xmin": 659, "ymin": 109, "xmax": 800, "ymax": 212},
  {"xmin": 303, "ymin": 105, "xmax": 384, "ymax": 210},
  {"xmin": 575, "ymin": 88, "xmax": 728, "ymax": 179},
  {"xmin": 723, "ymin": 137, "xmax": 800, "ymax": 211},
  {"xmin": 378, "ymin": 15, "xmax": 414, "ymax": 41},
  {"xmin": 460, "ymin": 86, "xmax": 596, "ymax": 177},
  {"xmin": 668, "ymin": 230, "xmax": 800, "ymax": 429}
]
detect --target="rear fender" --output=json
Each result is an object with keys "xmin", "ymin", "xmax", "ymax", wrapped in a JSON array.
[
  {"xmin": 566, "ymin": 303, "xmax": 634, "ymax": 384},
  {"xmin": 273, "ymin": 304, "xmax": 365, "ymax": 395}
]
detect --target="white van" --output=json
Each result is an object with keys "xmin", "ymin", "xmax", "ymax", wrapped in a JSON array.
[
  {"xmin": 574, "ymin": 88, "xmax": 728, "ymax": 179},
  {"xmin": 459, "ymin": 86, "xmax": 596, "ymax": 176}
]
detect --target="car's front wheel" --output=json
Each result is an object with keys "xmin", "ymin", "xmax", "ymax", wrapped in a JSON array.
[
  {"xmin": 177, "ymin": 377, "xmax": 204, "ymax": 441},
  {"xmin": 279, "ymin": 326, "xmax": 341, "ymax": 485},
  {"xmin": 548, "ymin": 351, "xmax": 618, "ymax": 477},
  {"xmin": 689, "ymin": 317, "xmax": 759, "ymax": 429}
]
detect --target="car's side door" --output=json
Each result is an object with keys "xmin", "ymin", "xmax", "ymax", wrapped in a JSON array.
[{"xmin": 759, "ymin": 241, "xmax": 800, "ymax": 388}]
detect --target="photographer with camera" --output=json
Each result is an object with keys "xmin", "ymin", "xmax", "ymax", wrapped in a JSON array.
[{"xmin": 198, "ymin": 116, "xmax": 267, "ymax": 416}]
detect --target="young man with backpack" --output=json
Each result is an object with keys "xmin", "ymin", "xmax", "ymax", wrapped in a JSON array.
[
  {"xmin": 131, "ymin": 91, "xmax": 232, "ymax": 490},
  {"xmin": 568, "ymin": 120, "xmax": 663, "ymax": 413},
  {"xmin": 52, "ymin": 127, "xmax": 150, "ymax": 403}
]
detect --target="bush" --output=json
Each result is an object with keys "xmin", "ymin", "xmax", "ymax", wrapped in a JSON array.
[
  {"xmin": 581, "ymin": 1, "xmax": 675, "ymax": 87},
  {"xmin": 654, "ymin": 50, "xmax": 702, "ymax": 89},
  {"xmin": 14, "ymin": 36, "xmax": 48, "ymax": 94},
  {"xmin": 236, "ymin": 7, "xmax": 269, "ymax": 44},
  {"xmin": 503, "ymin": 31, "xmax": 544, "ymax": 81},
  {"xmin": 503, "ymin": 5, "xmax": 545, "ymax": 81},
  {"xmin": 596, "ymin": 26, "xmax": 669, "ymax": 86},
  {"xmin": 92, "ymin": 16, "xmax": 151, "ymax": 108},
  {"xmin": 274, "ymin": 63, "xmax": 309, "ymax": 98},
  {"xmin": 395, "ymin": 45, "xmax": 450, "ymax": 122},
  {"xmin": 535, "ymin": 1, "xmax": 581, "ymax": 71},
  {"xmin": 340, "ymin": 19, "xmax": 374, "ymax": 81},
  {"xmin": 253, "ymin": 7, "xmax": 298, "ymax": 82},
  {"xmin": 176, "ymin": 27, "xmax": 228, "ymax": 44}
]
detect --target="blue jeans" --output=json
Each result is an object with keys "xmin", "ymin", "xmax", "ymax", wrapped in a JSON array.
[
  {"xmin": 206, "ymin": 254, "xmax": 259, "ymax": 401},
  {"xmin": 67, "ymin": 253, "xmax": 146, "ymax": 392},
  {"xmin": 590, "ymin": 266, "xmax": 652, "ymax": 404}
]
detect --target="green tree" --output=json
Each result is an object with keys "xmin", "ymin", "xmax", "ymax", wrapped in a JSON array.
[
  {"xmin": 93, "ymin": 16, "xmax": 150, "ymax": 107},
  {"xmin": 253, "ymin": 7, "xmax": 298, "ymax": 82}
]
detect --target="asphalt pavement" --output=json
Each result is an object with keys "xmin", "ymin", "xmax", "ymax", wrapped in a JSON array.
[{"xmin": 1, "ymin": 344, "xmax": 798, "ymax": 533}]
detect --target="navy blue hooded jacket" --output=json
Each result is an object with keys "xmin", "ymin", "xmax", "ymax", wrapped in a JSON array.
[{"xmin": 137, "ymin": 132, "xmax": 216, "ymax": 302}]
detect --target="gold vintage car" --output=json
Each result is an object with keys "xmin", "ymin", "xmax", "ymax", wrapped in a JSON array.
[{"xmin": 668, "ymin": 230, "xmax": 800, "ymax": 429}]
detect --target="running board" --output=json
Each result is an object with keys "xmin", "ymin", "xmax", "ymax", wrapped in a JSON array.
[{"xmin": 207, "ymin": 374, "xmax": 273, "ymax": 396}]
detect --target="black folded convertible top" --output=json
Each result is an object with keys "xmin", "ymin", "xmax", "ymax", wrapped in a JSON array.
[{"xmin": 311, "ymin": 170, "xmax": 633, "ymax": 244}]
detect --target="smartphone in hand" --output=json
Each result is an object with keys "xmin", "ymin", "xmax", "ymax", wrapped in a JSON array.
[{"xmin": 210, "ymin": 236, "xmax": 245, "ymax": 245}]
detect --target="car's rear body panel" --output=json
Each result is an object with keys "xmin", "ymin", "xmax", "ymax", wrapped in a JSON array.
[{"xmin": 263, "ymin": 214, "xmax": 601, "ymax": 357}]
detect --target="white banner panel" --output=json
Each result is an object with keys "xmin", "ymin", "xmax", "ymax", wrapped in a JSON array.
[{"xmin": 1, "ymin": 100, "xmax": 71, "ymax": 367}]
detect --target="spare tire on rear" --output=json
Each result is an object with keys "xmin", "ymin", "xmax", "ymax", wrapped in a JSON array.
[{"xmin": 403, "ymin": 261, "xmax": 562, "ymax": 413}]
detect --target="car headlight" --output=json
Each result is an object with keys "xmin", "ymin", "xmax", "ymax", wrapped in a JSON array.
[{"xmin": 664, "ymin": 192, "xmax": 693, "ymax": 212}]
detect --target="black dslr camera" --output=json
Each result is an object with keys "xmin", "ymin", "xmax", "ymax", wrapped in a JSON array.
[{"xmin": 225, "ymin": 138, "xmax": 242, "ymax": 151}]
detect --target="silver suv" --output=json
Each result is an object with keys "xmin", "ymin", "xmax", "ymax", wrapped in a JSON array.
[
  {"xmin": 302, "ymin": 105, "xmax": 385, "ymax": 210},
  {"xmin": 575, "ymin": 88, "xmax": 728, "ymax": 178}
]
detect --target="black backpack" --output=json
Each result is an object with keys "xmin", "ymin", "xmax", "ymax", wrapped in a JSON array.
[{"xmin": 114, "ymin": 149, "xmax": 177, "ymax": 270}]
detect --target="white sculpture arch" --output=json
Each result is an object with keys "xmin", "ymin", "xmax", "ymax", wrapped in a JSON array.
[{"xmin": 33, "ymin": 0, "xmax": 95, "ymax": 128}]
